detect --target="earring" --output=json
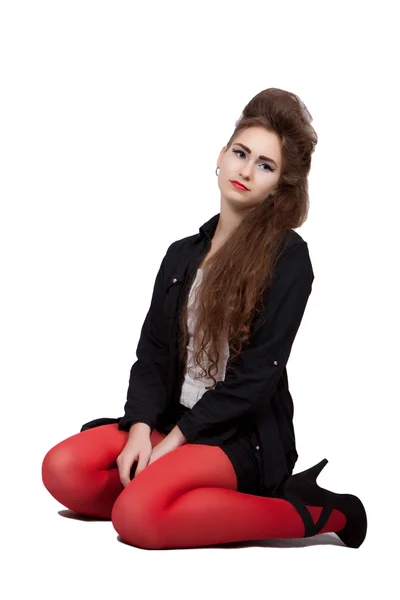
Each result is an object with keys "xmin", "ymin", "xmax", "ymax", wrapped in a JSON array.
[{"xmin": 215, "ymin": 167, "xmax": 219, "ymax": 176}]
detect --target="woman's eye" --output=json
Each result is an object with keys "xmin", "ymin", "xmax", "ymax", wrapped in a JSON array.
[
  {"xmin": 232, "ymin": 149, "xmax": 273, "ymax": 172},
  {"xmin": 261, "ymin": 163, "xmax": 273, "ymax": 172}
]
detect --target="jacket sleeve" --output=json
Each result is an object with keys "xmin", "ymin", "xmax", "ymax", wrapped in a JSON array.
[
  {"xmin": 176, "ymin": 240, "xmax": 314, "ymax": 444},
  {"xmin": 118, "ymin": 245, "xmax": 172, "ymax": 433}
]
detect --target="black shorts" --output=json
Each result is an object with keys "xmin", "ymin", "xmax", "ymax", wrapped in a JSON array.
[{"xmin": 158, "ymin": 403, "xmax": 263, "ymax": 496}]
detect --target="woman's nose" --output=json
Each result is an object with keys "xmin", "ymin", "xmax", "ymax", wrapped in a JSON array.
[
  {"xmin": 239, "ymin": 163, "xmax": 253, "ymax": 179},
  {"xmin": 239, "ymin": 168, "xmax": 251, "ymax": 180}
]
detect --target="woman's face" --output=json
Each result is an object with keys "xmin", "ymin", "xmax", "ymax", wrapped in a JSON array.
[{"xmin": 217, "ymin": 126, "xmax": 283, "ymax": 208}]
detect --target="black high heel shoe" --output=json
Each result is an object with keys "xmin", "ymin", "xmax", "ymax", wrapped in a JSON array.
[{"xmin": 279, "ymin": 458, "xmax": 368, "ymax": 548}]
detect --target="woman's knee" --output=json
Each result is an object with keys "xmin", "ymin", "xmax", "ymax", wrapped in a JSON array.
[
  {"xmin": 42, "ymin": 427, "xmax": 107, "ymax": 491},
  {"xmin": 110, "ymin": 444, "xmax": 238, "ymax": 549},
  {"xmin": 111, "ymin": 480, "xmax": 163, "ymax": 549},
  {"xmin": 41, "ymin": 435, "xmax": 82, "ymax": 494},
  {"xmin": 42, "ymin": 426, "xmax": 131, "ymax": 517}
]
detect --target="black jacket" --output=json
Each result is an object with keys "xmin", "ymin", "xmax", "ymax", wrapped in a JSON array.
[{"xmin": 81, "ymin": 213, "xmax": 314, "ymax": 497}]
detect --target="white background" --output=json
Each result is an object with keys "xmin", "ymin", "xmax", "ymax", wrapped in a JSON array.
[{"xmin": 1, "ymin": 0, "xmax": 398, "ymax": 598}]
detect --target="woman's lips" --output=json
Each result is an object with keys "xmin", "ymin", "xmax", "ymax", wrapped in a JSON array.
[{"xmin": 230, "ymin": 181, "xmax": 248, "ymax": 191}]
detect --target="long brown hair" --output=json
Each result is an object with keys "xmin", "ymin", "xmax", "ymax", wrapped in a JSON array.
[{"xmin": 178, "ymin": 88, "xmax": 318, "ymax": 390}]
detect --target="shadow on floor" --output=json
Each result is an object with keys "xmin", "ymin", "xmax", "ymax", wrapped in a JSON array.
[{"xmin": 58, "ymin": 509, "xmax": 345, "ymax": 549}]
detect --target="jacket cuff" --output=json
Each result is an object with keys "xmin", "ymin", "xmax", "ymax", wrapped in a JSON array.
[
  {"xmin": 117, "ymin": 415, "xmax": 153, "ymax": 433},
  {"xmin": 176, "ymin": 411, "xmax": 238, "ymax": 446},
  {"xmin": 175, "ymin": 413, "xmax": 198, "ymax": 443}
]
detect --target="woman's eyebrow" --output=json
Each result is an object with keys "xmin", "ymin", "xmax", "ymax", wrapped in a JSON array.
[{"xmin": 233, "ymin": 142, "xmax": 278, "ymax": 167}]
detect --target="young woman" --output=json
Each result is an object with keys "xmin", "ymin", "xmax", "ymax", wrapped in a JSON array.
[{"xmin": 42, "ymin": 88, "xmax": 367, "ymax": 550}]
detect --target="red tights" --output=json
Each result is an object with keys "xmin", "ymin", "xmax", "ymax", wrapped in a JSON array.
[{"xmin": 42, "ymin": 424, "xmax": 347, "ymax": 549}]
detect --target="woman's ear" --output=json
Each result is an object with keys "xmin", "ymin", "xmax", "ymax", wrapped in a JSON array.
[{"xmin": 217, "ymin": 146, "xmax": 227, "ymax": 169}]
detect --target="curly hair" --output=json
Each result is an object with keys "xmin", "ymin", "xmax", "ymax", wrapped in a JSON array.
[{"xmin": 177, "ymin": 87, "xmax": 318, "ymax": 390}]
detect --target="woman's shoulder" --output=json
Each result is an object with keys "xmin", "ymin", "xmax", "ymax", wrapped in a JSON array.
[
  {"xmin": 280, "ymin": 228, "xmax": 308, "ymax": 250},
  {"xmin": 160, "ymin": 234, "xmax": 199, "ymax": 278},
  {"xmin": 275, "ymin": 229, "xmax": 314, "ymax": 281},
  {"xmin": 162, "ymin": 227, "xmax": 311, "ymax": 272},
  {"xmin": 165, "ymin": 232, "xmax": 198, "ymax": 255},
  {"xmin": 166, "ymin": 228, "xmax": 307, "ymax": 253}
]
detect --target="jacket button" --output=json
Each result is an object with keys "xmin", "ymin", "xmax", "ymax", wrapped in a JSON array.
[
  {"xmin": 255, "ymin": 445, "xmax": 260, "ymax": 450},
  {"xmin": 172, "ymin": 278, "xmax": 177, "ymax": 283},
  {"xmin": 273, "ymin": 360, "xmax": 278, "ymax": 365}
]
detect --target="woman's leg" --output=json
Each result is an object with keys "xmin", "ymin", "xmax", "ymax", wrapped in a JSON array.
[
  {"xmin": 111, "ymin": 444, "xmax": 347, "ymax": 549},
  {"xmin": 41, "ymin": 424, "xmax": 167, "ymax": 519}
]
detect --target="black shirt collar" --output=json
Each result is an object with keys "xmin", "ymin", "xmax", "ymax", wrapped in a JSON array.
[{"xmin": 197, "ymin": 213, "xmax": 220, "ymax": 243}]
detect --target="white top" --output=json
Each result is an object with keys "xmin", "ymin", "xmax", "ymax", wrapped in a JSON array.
[{"xmin": 179, "ymin": 268, "xmax": 230, "ymax": 409}]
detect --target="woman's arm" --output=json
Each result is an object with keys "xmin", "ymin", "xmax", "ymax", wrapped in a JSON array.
[{"xmin": 118, "ymin": 244, "xmax": 173, "ymax": 433}]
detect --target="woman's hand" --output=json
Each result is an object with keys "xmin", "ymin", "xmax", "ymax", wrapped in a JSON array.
[
  {"xmin": 117, "ymin": 424, "xmax": 188, "ymax": 486},
  {"xmin": 147, "ymin": 438, "xmax": 175, "ymax": 466},
  {"xmin": 147, "ymin": 425, "xmax": 188, "ymax": 466},
  {"xmin": 116, "ymin": 424, "xmax": 152, "ymax": 487}
]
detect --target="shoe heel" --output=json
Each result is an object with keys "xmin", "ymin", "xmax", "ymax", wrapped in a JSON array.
[
  {"xmin": 334, "ymin": 493, "xmax": 368, "ymax": 548},
  {"xmin": 293, "ymin": 458, "xmax": 329, "ymax": 484}
]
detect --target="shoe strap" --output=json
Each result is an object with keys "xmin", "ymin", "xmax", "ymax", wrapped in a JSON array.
[
  {"xmin": 313, "ymin": 493, "xmax": 336, "ymax": 534},
  {"xmin": 282, "ymin": 489, "xmax": 336, "ymax": 538},
  {"xmin": 282, "ymin": 491, "xmax": 316, "ymax": 537}
]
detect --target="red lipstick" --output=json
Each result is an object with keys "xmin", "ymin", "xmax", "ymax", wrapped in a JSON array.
[{"xmin": 230, "ymin": 180, "xmax": 249, "ymax": 191}]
